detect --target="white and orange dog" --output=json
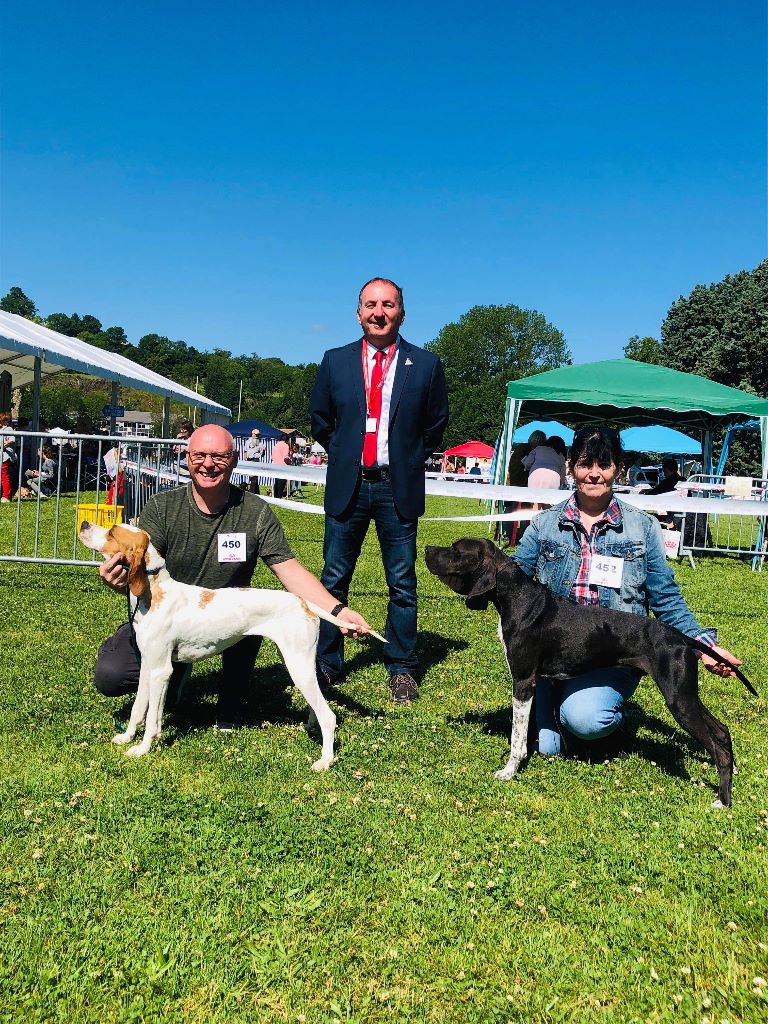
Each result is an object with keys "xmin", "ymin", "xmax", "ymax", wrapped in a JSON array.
[{"xmin": 80, "ymin": 521, "xmax": 383, "ymax": 769}]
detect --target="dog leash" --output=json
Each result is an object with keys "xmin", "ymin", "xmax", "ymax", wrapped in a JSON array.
[{"xmin": 121, "ymin": 561, "xmax": 162, "ymax": 661}]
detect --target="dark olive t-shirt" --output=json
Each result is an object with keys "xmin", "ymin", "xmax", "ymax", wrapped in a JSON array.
[{"xmin": 138, "ymin": 484, "xmax": 294, "ymax": 588}]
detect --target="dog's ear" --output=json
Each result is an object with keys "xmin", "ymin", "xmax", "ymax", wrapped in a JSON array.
[
  {"xmin": 465, "ymin": 561, "xmax": 498, "ymax": 611},
  {"xmin": 126, "ymin": 534, "xmax": 150, "ymax": 597}
]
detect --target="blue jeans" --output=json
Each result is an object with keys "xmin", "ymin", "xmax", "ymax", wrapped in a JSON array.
[
  {"xmin": 318, "ymin": 477, "xmax": 418, "ymax": 679},
  {"xmin": 536, "ymin": 666, "xmax": 641, "ymax": 756}
]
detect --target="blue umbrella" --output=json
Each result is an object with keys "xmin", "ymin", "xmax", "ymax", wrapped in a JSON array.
[
  {"xmin": 620, "ymin": 425, "xmax": 701, "ymax": 455},
  {"xmin": 513, "ymin": 419, "xmax": 574, "ymax": 444}
]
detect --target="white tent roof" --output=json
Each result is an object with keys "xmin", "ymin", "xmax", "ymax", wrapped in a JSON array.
[{"xmin": 0, "ymin": 310, "xmax": 231, "ymax": 418}]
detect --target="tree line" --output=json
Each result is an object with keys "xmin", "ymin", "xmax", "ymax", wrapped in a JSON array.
[
  {"xmin": 0, "ymin": 285, "xmax": 572, "ymax": 446},
  {"xmin": 622, "ymin": 259, "xmax": 768, "ymax": 474},
  {"xmin": 2, "ymin": 260, "xmax": 766, "ymax": 463},
  {"xmin": 0, "ymin": 287, "xmax": 321, "ymax": 434}
]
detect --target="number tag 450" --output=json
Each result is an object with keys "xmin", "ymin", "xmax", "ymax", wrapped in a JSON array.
[
  {"xmin": 587, "ymin": 555, "xmax": 624, "ymax": 589},
  {"xmin": 217, "ymin": 532, "xmax": 247, "ymax": 563}
]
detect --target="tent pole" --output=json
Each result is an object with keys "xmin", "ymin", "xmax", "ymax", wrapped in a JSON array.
[
  {"xmin": 32, "ymin": 357, "xmax": 42, "ymax": 430},
  {"xmin": 162, "ymin": 397, "xmax": 171, "ymax": 438},
  {"xmin": 702, "ymin": 430, "xmax": 713, "ymax": 475},
  {"xmin": 110, "ymin": 382, "xmax": 119, "ymax": 436}
]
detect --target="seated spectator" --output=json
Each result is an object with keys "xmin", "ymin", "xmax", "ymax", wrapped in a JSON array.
[
  {"xmin": 626, "ymin": 453, "xmax": 643, "ymax": 486},
  {"xmin": 642, "ymin": 458, "xmax": 683, "ymax": 496},
  {"xmin": 23, "ymin": 444, "xmax": 58, "ymax": 499}
]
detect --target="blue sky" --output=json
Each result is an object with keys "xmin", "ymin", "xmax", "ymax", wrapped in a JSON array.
[{"xmin": 1, "ymin": 0, "xmax": 765, "ymax": 366}]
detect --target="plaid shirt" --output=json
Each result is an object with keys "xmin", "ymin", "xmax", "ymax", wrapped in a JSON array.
[{"xmin": 562, "ymin": 494, "xmax": 622, "ymax": 605}]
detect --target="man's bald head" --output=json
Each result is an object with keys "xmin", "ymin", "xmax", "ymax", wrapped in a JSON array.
[{"xmin": 188, "ymin": 424, "xmax": 235, "ymax": 453}]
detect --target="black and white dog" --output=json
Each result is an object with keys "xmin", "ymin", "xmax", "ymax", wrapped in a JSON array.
[{"xmin": 425, "ymin": 538, "xmax": 757, "ymax": 807}]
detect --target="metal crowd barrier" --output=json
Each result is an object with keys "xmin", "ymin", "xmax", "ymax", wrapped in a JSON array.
[
  {"xmin": 2, "ymin": 435, "xmax": 765, "ymax": 571},
  {"xmin": 674, "ymin": 474, "xmax": 767, "ymax": 569},
  {"xmin": 0, "ymin": 433, "xmax": 314, "ymax": 566},
  {"xmin": 0, "ymin": 432, "xmax": 187, "ymax": 567}
]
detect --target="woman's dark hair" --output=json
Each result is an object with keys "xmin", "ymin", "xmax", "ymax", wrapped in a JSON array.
[
  {"xmin": 547, "ymin": 434, "xmax": 567, "ymax": 457},
  {"xmin": 569, "ymin": 425, "xmax": 623, "ymax": 468}
]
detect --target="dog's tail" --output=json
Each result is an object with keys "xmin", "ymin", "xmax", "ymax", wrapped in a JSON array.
[
  {"xmin": 306, "ymin": 601, "xmax": 387, "ymax": 643},
  {"xmin": 683, "ymin": 634, "xmax": 758, "ymax": 697}
]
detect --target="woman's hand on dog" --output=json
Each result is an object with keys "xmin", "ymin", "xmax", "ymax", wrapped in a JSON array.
[
  {"xmin": 99, "ymin": 552, "xmax": 129, "ymax": 595},
  {"xmin": 701, "ymin": 644, "xmax": 742, "ymax": 678}
]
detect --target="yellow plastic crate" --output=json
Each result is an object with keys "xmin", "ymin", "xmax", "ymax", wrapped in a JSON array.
[{"xmin": 75, "ymin": 503, "xmax": 124, "ymax": 535}]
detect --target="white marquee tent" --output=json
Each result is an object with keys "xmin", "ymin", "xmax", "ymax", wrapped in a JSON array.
[{"xmin": 0, "ymin": 310, "xmax": 231, "ymax": 430}]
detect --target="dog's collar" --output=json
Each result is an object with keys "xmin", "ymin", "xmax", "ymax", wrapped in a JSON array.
[
  {"xmin": 497, "ymin": 558, "xmax": 519, "ymax": 575},
  {"xmin": 119, "ymin": 561, "xmax": 162, "ymax": 576}
]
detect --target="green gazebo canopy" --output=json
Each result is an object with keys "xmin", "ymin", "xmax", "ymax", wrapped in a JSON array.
[
  {"xmin": 507, "ymin": 359, "xmax": 768, "ymax": 431},
  {"xmin": 496, "ymin": 359, "xmax": 768, "ymax": 481}
]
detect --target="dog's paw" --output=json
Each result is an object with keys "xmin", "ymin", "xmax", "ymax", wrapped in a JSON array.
[
  {"xmin": 494, "ymin": 761, "xmax": 521, "ymax": 781},
  {"xmin": 710, "ymin": 797, "xmax": 729, "ymax": 810},
  {"xmin": 112, "ymin": 732, "xmax": 133, "ymax": 745},
  {"xmin": 311, "ymin": 756, "xmax": 335, "ymax": 772},
  {"xmin": 125, "ymin": 743, "xmax": 151, "ymax": 758}
]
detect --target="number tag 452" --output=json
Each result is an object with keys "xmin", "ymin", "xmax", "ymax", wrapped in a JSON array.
[
  {"xmin": 587, "ymin": 555, "xmax": 624, "ymax": 589},
  {"xmin": 217, "ymin": 532, "xmax": 247, "ymax": 563}
]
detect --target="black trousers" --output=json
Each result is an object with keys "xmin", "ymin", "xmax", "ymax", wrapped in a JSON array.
[{"xmin": 93, "ymin": 623, "xmax": 262, "ymax": 719}]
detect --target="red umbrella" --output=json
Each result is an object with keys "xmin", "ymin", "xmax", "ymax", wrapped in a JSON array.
[{"xmin": 443, "ymin": 441, "xmax": 495, "ymax": 459}]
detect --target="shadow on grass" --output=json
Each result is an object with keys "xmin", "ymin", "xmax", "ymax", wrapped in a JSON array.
[
  {"xmin": 341, "ymin": 628, "xmax": 469, "ymax": 680},
  {"xmin": 114, "ymin": 664, "xmax": 306, "ymax": 739},
  {"xmin": 116, "ymin": 630, "xmax": 472, "ymax": 736},
  {"xmin": 449, "ymin": 701, "xmax": 716, "ymax": 789}
]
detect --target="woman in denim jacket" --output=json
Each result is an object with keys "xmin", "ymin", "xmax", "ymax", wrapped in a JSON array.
[{"xmin": 515, "ymin": 425, "xmax": 741, "ymax": 757}]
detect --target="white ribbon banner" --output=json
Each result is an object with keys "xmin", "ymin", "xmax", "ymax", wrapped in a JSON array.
[{"xmin": 124, "ymin": 459, "xmax": 768, "ymax": 523}]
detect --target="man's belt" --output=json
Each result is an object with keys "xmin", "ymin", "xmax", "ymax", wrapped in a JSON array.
[{"xmin": 361, "ymin": 466, "xmax": 390, "ymax": 482}]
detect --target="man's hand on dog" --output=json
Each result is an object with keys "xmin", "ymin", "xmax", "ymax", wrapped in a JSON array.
[
  {"xmin": 99, "ymin": 553, "xmax": 129, "ymax": 594},
  {"xmin": 335, "ymin": 609, "xmax": 371, "ymax": 638},
  {"xmin": 701, "ymin": 644, "xmax": 742, "ymax": 678}
]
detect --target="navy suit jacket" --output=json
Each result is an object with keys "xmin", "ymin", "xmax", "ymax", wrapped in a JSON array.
[{"xmin": 310, "ymin": 337, "xmax": 449, "ymax": 519}]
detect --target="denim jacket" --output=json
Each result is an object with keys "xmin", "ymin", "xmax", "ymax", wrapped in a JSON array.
[{"xmin": 515, "ymin": 498, "xmax": 715, "ymax": 643}]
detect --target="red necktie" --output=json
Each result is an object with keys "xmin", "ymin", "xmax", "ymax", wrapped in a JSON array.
[{"xmin": 363, "ymin": 349, "xmax": 384, "ymax": 467}]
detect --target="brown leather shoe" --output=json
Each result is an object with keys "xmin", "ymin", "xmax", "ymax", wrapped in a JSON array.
[{"xmin": 389, "ymin": 673, "xmax": 419, "ymax": 703}]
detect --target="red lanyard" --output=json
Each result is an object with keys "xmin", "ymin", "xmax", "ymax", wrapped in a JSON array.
[{"xmin": 361, "ymin": 341, "xmax": 396, "ymax": 412}]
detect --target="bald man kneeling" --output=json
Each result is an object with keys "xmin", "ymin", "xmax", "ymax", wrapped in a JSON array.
[{"xmin": 94, "ymin": 424, "xmax": 371, "ymax": 730}]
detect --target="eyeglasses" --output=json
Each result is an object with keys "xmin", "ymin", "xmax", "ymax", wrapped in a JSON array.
[{"xmin": 187, "ymin": 451, "xmax": 234, "ymax": 466}]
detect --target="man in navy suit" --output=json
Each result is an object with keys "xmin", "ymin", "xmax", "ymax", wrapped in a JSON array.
[{"xmin": 310, "ymin": 278, "xmax": 449, "ymax": 702}]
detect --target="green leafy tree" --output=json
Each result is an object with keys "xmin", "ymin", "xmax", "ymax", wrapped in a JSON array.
[
  {"xmin": 426, "ymin": 304, "xmax": 570, "ymax": 447},
  {"xmin": 1, "ymin": 286, "xmax": 37, "ymax": 318},
  {"xmin": 660, "ymin": 260, "xmax": 768, "ymax": 475},
  {"xmin": 46, "ymin": 313, "xmax": 84, "ymax": 336},
  {"xmin": 203, "ymin": 349, "xmax": 244, "ymax": 414},
  {"xmin": 660, "ymin": 259, "xmax": 768, "ymax": 395},
  {"xmin": 624, "ymin": 335, "xmax": 661, "ymax": 364}
]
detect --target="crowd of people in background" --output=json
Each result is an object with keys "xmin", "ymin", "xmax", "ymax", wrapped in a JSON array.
[
  {"xmin": 0, "ymin": 406, "xmax": 693, "ymax": 517},
  {"xmin": 0, "ymin": 412, "xmax": 62, "ymax": 502}
]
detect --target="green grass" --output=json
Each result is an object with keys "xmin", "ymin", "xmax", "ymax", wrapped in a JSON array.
[{"xmin": 1, "ymin": 495, "xmax": 767, "ymax": 1023}]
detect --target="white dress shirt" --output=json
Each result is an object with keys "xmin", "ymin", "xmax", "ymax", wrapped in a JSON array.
[{"xmin": 363, "ymin": 336, "xmax": 400, "ymax": 467}]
